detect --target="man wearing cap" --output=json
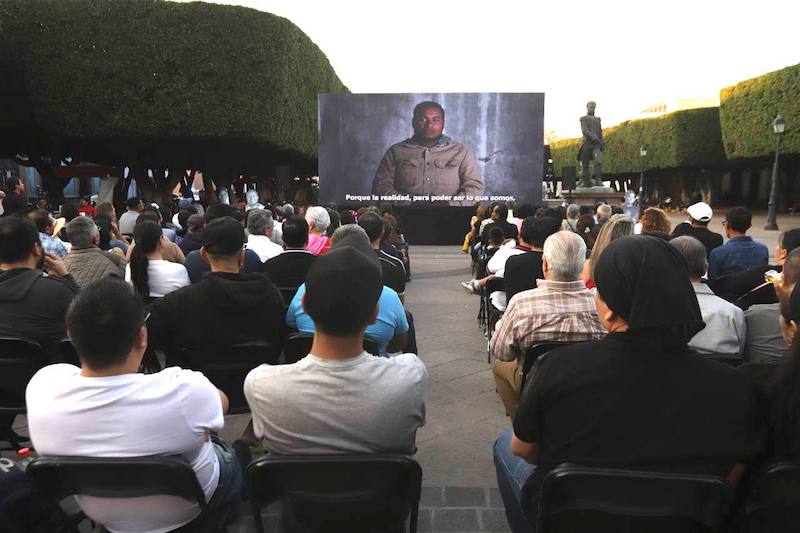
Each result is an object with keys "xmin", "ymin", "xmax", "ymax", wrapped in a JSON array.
[
  {"xmin": 244, "ymin": 226, "xmax": 427, "ymax": 455},
  {"xmin": 146, "ymin": 216, "xmax": 286, "ymax": 365},
  {"xmin": 671, "ymin": 202, "xmax": 723, "ymax": 257}
]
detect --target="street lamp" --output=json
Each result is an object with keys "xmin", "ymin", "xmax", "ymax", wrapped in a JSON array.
[
  {"xmin": 638, "ymin": 145, "xmax": 648, "ymax": 213},
  {"xmin": 765, "ymin": 114, "xmax": 786, "ymax": 230}
]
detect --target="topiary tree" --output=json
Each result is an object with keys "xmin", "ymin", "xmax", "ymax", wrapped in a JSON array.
[{"xmin": 0, "ymin": 0, "xmax": 347, "ymax": 205}]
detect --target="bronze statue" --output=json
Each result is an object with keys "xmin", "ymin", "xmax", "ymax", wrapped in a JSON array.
[{"xmin": 578, "ymin": 101, "xmax": 605, "ymax": 187}]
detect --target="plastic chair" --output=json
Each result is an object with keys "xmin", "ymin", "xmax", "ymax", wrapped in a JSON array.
[
  {"xmin": 180, "ymin": 341, "xmax": 281, "ymax": 414},
  {"xmin": 534, "ymin": 463, "xmax": 734, "ymax": 533},
  {"xmin": 26, "ymin": 455, "xmax": 224, "ymax": 533},
  {"xmin": 0, "ymin": 337, "xmax": 46, "ymax": 450},
  {"xmin": 246, "ymin": 454, "xmax": 422, "ymax": 533},
  {"xmin": 743, "ymin": 461, "xmax": 800, "ymax": 533},
  {"xmin": 520, "ymin": 342, "xmax": 578, "ymax": 393}
]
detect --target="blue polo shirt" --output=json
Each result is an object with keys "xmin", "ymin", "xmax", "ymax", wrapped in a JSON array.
[
  {"xmin": 286, "ymin": 284, "xmax": 408, "ymax": 356},
  {"xmin": 708, "ymin": 236, "xmax": 769, "ymax": 280}
]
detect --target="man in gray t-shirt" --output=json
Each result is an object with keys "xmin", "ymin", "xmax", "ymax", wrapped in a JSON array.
[
  {"xmin": 244, "ymin": 226, "xmax": 427, "ymax": 454},
  {"xmin": 744, "ymin": 303, "xmax": 789, "ymax": 363}
]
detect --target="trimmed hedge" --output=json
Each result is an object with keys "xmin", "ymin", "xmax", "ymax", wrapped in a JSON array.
[
  {"xmin": 0, "ymin": 0, "xmax": 347, "ymax": 173},
  {"xmin": 551, "ymin": 107, "xmax": 727, "ymax": 177},
  {"xmin": 720, "ymin": 63, "xmax": 800, "ymax": 159}
]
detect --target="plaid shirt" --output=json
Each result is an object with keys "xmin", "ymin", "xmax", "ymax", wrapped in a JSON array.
[
  {"xmin": 39, "ymin": 232, "xmax": 68, "ymax": 258},
  {"xmin": 490, "ymin": 279, "xmax": 605, "ymax": 362}
]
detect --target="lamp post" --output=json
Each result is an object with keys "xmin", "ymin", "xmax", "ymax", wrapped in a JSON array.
[
  {"xmin": 638, "ymin": 145, "xmax": 648, "ymax": 214},
  {"xmin": 765, "ymin": 114, "xmax": 786, "ymax": 230}
]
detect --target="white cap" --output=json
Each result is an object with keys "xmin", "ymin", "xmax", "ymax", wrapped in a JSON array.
[{"xmin": 687, "ymin": 202, "xmax": 713, "ymax": 223}]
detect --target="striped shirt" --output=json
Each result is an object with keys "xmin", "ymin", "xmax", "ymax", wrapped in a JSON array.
[{"xmin": 490, "ymin": 279, "xmax": 605, "ymax": 362}]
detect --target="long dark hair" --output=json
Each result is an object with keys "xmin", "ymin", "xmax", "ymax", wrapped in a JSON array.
[
  {"xmin": 771, "ymin": 286, "xmax": 800, "ymax": 455},
  {"xmin": 129, "ymin": 221, "xmax": 162, "ymax": 298}
]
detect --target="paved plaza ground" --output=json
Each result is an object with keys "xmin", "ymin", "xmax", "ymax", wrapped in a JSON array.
[{"xmin": 5, "ymin": 210, "xmax": 798, "ymax": 532}]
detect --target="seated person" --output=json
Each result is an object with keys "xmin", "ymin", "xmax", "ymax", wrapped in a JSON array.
[
  {"xmin": 63, "ymin": 215, "xmax": 126, "ymax": 288},
  {"xmin": 26, "ymin": 279, "xmax": 242, "ymax": 532},
  {"xmin": 305, "ymin": 206, "xmax": 331, "ymax": 256},
  {"xmin": 147, "ymin": 217, "xmax": 286, "ymax": 364},
  {"xmin": 245, "ymin": 209, "xmax": 282, "ymax": 262},
  {"xmin": 638, "ymin": 207, "xmax": 671, "ymax": 240},
  {"xmin": 491, "ymin": 231, "xmax": 605, "ymax": 419},
  {"xmin": 245, "ymin": 232, "xmax": 427, "ymax": 454},
  {"xmin": 358, "ymin": 212, "xmax": 406, "ymax": 298},
  {"xmin": 481, "ymin": 203, "xmax": 518, "ymax": 245},
  {"xmin": 286, "ymin": 226, "xmax": 408, "ymax": 356},
  {"xmin": 125, "ymin": 220, "xmax": 190, "ymax": 299},
  {"xmin": 178, "ymin": 213, "xmax": 205, "ymax": 256},
  {"xmin": 708, "ymin": 207, "xmax": 768, "ymax": 281},
  {"xmin": 503, "ymin": 216, "xmax": 562, "ymax": 303},
  {"xmin": 494, "ymin": 236, "xmax": 763, "ymax": 532},
  {"xmin": 125, "ymin": 211, "xmax": 185, "ymax": 264},
  {"xmin": 184, "ymin": 204, "xmax": 262, "ymax": 283},
  {"xmin": 670, "ymin": 236, "xmax": 746, "ymax": 357},
  {"xmin": 262, "ymin": 215, "xmax": 316, "ymax": 289},
  {"xmin": 28, "ymin": 209, "xmax": 68, "ymax": 258},
  {"xmin": 670, "ymin": 201, "xmax": 723, "ymax": 256}
]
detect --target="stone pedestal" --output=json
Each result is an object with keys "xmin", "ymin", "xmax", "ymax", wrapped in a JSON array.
[{"xmin": 558, "ymin": 188, "xmax": 626, "ymax": 207}]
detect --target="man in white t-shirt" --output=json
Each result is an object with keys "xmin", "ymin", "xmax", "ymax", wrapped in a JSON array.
[
  {"xmin": 245, "ymin": 232, "xmax": 427, "ymax": 454},
  {"xmin": 26, "ymin": 278, "xmax": 242, "ymax": 533}
]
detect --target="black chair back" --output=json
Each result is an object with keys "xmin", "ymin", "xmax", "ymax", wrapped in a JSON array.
[
  {"xmin": 521, "ymin": 342, "xmax": 578, "ymax": 392},
  {"xmin": 277, "ymin": 286, "xmax": 299, "ymax": 307},
  {"xmin": 247, "ymin": 454, "xmax": 422, "ymax": 533},
  {"xmin": 27, "ymin": 455, "xmax": 210, "ymax": 530},
  {"xmin": 0, "ymin": 337, "xmax": 46, "ymax": 408},
  {"xmin": 744, "ymin": 461, "xmax": 800, "ymax": 532},
  {"xmin": 59, "ymin": 338, "xmax": 80, "ymax": 366},
  {"xmin": 535, "ymin": 463, "xmax": 733, "ymax": 533},
  {"xmin": 283, "ymin": 332, "xmax": 314, "ymax": 364},
  {"xmin": 363, "ymin": 337, "xmax": 381, "ymax": 356},
  {"xmin": 181, "ymin": 341, "xmax": 280, "ymax": 414}
]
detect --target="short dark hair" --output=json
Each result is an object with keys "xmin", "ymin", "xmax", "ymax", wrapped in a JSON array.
[
  {"xmin": 339, "ymin": 210, "xmax": 355, "ymax": 225},
  {"xmin": 28, "ymin": 209, "xmax": 52, "ymax": 233},
  {"xmin": 780, "ymin": 228, "xmax": 800, "ymax": 255},
  {"xmin": 611, "ymin": 206, "xmax": 624, "ymax": 215},
  {"xmin": 66, "ymin": 278, "xmax": 145, "ymax": 370},
  {"xmin": 282, "ymin": 215, "xmax": 309, "ymax": 248},
  {"xmin": 325, "ymin": 208, "xmax": 341, "ymax": 238},
  {"xmin": 488, "ymin": 226, "xmax": 504, "ymax": 246},
  {"xmin": 530, "ymin": 216, "xmax": 562, "ymax": 247},
  {"xmin": 205, "ymin": 203, "xmax": 239, "ymax": 223},
  {"xmin": 126, "ymin": 197, "xmax": 142, "ymax": 210},
  {"xmin": 136, "ymin": 211, "xmax": 160, "ymax": 225},
  {"xmin": 578, "ymin": 205, "xmax": 592, "ymax": 216},
  {"xmin": 358, "ymin": 212, "xmax": 385, "ymax": 242},
  {"xmin": 515, "ymin": 203, "xmax": 535, "ymax": 219},
  {"xmin": 0, "ymin": 216, "xmax": 39, "ymax": 263},
  {"xmin": 725, "ymin": 207, "xmax": 752, "ymax": 233},
  {"xmin": 539, "ymin": 207, "xmax": 563, "ymax": 221},
  {"xmin": 784, "ymin": 248, "xmax": 800, "ymax": 287},
  {"xmin": 413, "ymin": 101, "xmax": 445, "ymax": 120},
  {"xmin": 494, "ymin": 204, "xmax": 509, "ymax": 220}
]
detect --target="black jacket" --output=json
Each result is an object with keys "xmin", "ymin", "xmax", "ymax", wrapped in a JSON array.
[
  {"xmin": 262, "ymin": 250, "xmax": 316, "ymax": 289},
  {"xmin": 0, "ymin": 268, "xmax": 79, "ymax": 362},
  {"xmin": 184, "ymin": 248, "xmax": 263, "ymax": 284},
  {"xmin": 147, "ymin": 271, "xmax": 286, "ymax": 364}
]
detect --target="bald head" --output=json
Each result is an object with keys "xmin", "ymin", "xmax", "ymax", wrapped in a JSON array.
[{"xmin": 542, "ymin": 231, "xmax": 587, "ymax": 281}]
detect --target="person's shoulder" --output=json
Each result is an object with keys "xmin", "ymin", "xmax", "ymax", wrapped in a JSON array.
[
  {"xmin": 245, "ymin": 360, "xmax": 301, "ymax": 391},
  {"xmin": 372, "ymin": 353, "xmax": 427, "ymax": 381},
  {"xmin": 159, "ymin": 366, "xmax": 217, "ymax": 393},
  {"xmin": 28, "ymin": 363, "xmax": 80, "ymax": 388}
]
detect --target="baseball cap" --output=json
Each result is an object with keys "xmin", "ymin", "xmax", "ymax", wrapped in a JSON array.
[
  {"xmin": 202, "ymin": 216, "xmax": 244, "ymax": 255},
  {"xmin": 687, "ymin": 202, "xmax": 713, "ymax": 223}
]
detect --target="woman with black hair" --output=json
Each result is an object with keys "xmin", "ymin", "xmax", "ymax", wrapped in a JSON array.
[
  {"xmin": 769, "ymin": 283, "xmax": 800, "ymax": 457},
  {"xmin": 125, "ymin": 220, "xmax": 189, "ymax": 300}
]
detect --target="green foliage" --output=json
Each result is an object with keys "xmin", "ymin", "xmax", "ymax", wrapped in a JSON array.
[
  {"xmin": 720, "ymin": 63, "xmax": 800, "ymax": 159},
  {"xmin": 551, "ymin": 107, "xmax": 727, "ymax": 176},
  {"xmin": 0, "ymin": 0, "xmax": 347, "ymax": 174}
]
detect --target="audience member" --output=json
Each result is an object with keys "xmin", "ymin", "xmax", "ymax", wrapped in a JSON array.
[
  {"xmin": 286, "ymin": 226, "xmax": 408, "ymax": 356},
  {"xmin": 503, "ymin": 217, "xmax": 561, "ymax": 303},
  {"xmin": 671, "ymin": 201, "xmax": 723, "ymax": 256},
  {"xmin": 339, "ymin": 209, "xmax": 356, "ymax": 225},
  {"xmin": 358, "ymin": 212, "xmax": 406, "ymax": 297},
  {"xmin": 1, "ymin": 176, "xmax": 28, "ymax": 217},
  {"xmin": 245, "ymin": 232, "xmax": 426, "ymax": 454},
  {"xmin": 575, "ymin": 214, "xmax": 596, "ymax": 249},
  {"xmin": 94, "ymin": 202, "xmax": 128, "ymax": 250},
  {"xmin": 128, "ymin": 211, "xmax": 186, "ymax": 264},
  {"xmin": 77, "ymin": 196, "xmax": 96, "ymax": 217},
  {"xmin": 744, "ymin": 248, "xmax": 800, "ymax": 363},
  {"xmin": 142, "ymin": 205, "xmax": 177, "ymax": 243},
  {"xmin": 708, "ymin": 207, "xmax": 769, "ymax": 280},
  {"xmin": 118, "ymin": 196, "xmax": 144, "ymax": 235},
  {"xmin": 28, "ymin": 209, "xmax": 68, "ymax": 258},
  {"xmin": 325, "ymin": 208, "xmax": 341, "ymax": 238},
  {"xmin": 58, "ymin": 201, "xmax": 79, "ymax": 242},
  {"xmin": 0, "ymin": 216, "xmax": 79, "ymax": 361},
  {"xmin": 305, "ymin": 206, "xmax": 331, "ymax": 256},
  {"xmin": 184, "ymin": 204, "xmax": 263, "ymax": 283},
  {"xmin": 246, "ymin": 209, "xmax": 282, "ymax": 262},
  {"xmin": 26, "ymin": 279, "xmax": 241, "ymax": 532},
  {"xmin": 639, "ymin": 207, "xmax": 671, "ymax": 240},
  {"xmin": 94, "ymin": 214, "xmax": 128, "ymax": 254},
  {"xmin": 125, "ymin": 220, "xmax": 189, "ymax": 299},
  {"xmin": 494, "ymin": 236, "xmax": 763, "ymax": 532},
  {"xmin": 491, "ymin": 231, "xmax": 605, "ymax": 419},
  {"xmin": 594, "ymin": 203, "xmax": 612, "ymax": 231},
  {"xmin": 63, "ymin": 216, "xmax": 126, "ymax": 288},
  {"xmin": 671, "ymin": 236, "xmax": 746, "ymax": 357},
  {"xmin": 562, "ymin": 204, "xmax": 579, "ymax": 232},
  {"xmin": 147, "ymin": 217, "xmax": 286, "ymax": 364},
  {"xmin": 482, "ymin": 204, "xmax": 519, "ymax": 245},
  {"xmin": 582, "ymin": 213, "xmax": 634, "ymax": 287},
  {"xmin": 178, "ymin": 213, "xmax": 205, "ymax": 255},
  {"xmin": 263, "ymin": 215, "xmax": 316, "ymax": 290}
]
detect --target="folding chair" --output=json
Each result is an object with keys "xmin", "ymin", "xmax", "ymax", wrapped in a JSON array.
[
  {"xmin": 0, "ymin": 337, "xmax": 46, "ymax": 450},
  {"xmin": 534, "ymin": 463, "xmax": 734, "ymax": 533},
  {"xmin": 743, "ymin": 461, "xmax": 800, "ymax": 533},
  {"xmin": 26, "ymin": 455, "xmax": 227, "ymax": 533},
  {"xmin": 520, "ymin": 342, "xmax": 581, "ymax": 394},
  {"xmin": 180, "ymin": 341, "xmax": 281, "ymax": 414},
  {"xmin": 246, "ymin": 454, "xmax": 422, "ymax": 533}
]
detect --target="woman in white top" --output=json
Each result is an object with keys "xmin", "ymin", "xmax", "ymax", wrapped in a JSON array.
[{"xmin": 125, "ymin": 220, "xmax": 190, "ymax": 298}]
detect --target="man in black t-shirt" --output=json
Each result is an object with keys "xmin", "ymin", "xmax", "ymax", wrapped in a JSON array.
[
  {"xmin": 263, "ymin": 215, "xmax": 316, "ymax": 290},
  {"xmin": 670, "ymin": 201, "xmax": 723, "ymax": 257},
  {"xmin": 503, "ymin": 217, "xmax": 561, "ymax": 303},
  {"xmin": 482, "ymin": 204, "xmax": 518, "ymax": 245},
  {"xmin": 358, "ymin": 212, "xmax": 406, "ymax": 299}
]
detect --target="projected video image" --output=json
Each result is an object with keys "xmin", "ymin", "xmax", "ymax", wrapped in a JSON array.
[{"xmin": 318, "ymin": 93, "xmax": 544, "ymax": 206}]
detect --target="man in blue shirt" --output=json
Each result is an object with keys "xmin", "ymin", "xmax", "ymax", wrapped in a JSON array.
[{"xmin": 708, "ymin": 207, "xmax": 769, "ymax": 281}]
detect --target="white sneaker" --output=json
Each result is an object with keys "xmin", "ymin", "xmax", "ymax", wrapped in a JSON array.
[{"xmin": 461, "ymin": 280, "xmax": 478, "ymax": 294}]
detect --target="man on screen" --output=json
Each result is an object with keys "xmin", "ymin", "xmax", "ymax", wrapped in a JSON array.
[{"xmin": 372, "ymin": 101, "xmax": 484, "ymax": 206}]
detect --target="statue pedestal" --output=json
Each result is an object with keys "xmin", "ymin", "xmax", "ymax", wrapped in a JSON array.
[{"xmin": 549, "ymin": 188, "xmax": 626, "ymax": 208}]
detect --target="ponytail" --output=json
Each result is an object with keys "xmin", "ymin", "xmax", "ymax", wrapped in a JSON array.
[{"xmin": 130, "ymin": 220, "xmax": 162, "ymax": 298}]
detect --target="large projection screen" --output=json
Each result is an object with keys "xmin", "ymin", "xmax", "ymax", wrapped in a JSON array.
[{"xmin": 318, "ymin": 93, "xmax": 544, "ymax": 207}]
